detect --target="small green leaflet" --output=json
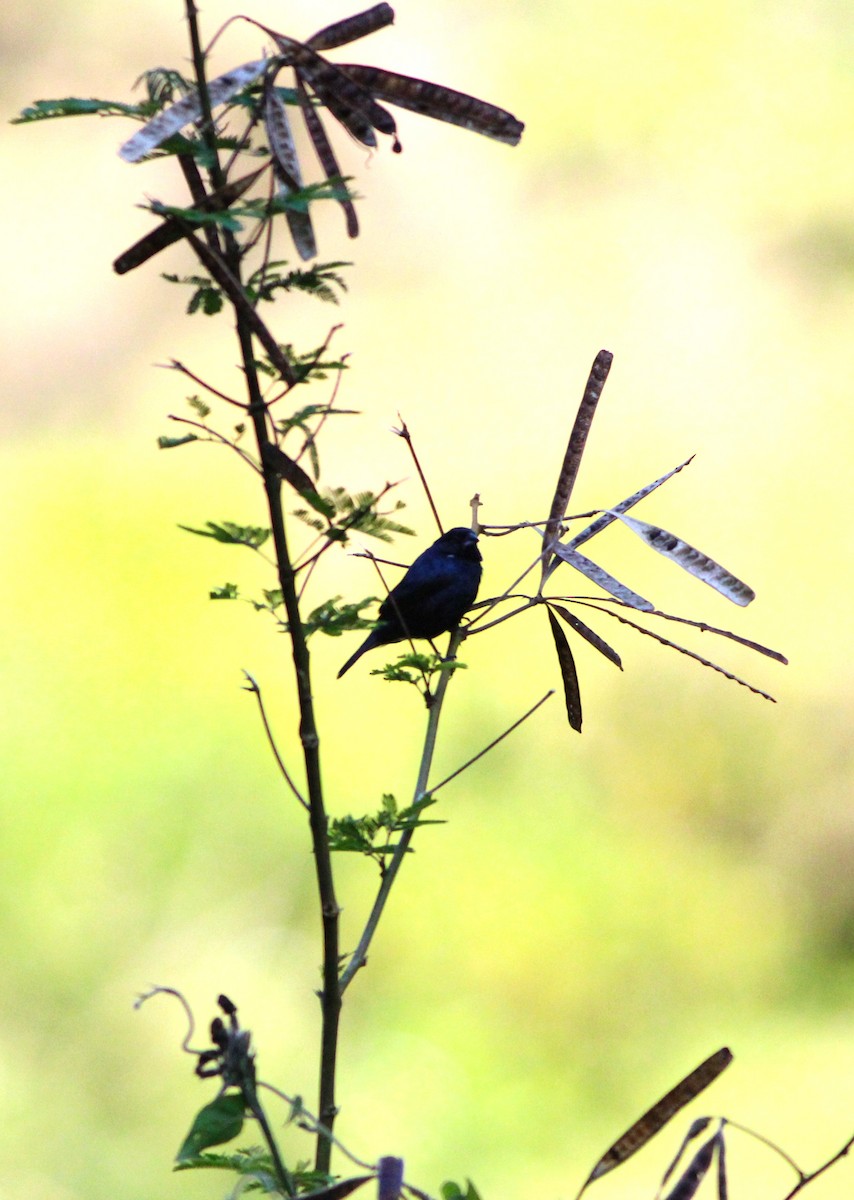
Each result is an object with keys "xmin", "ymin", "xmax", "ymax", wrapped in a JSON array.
[
  {"xmin": 178, "ymin": 521, "xmax": 271, "ymax": 548},
  {"xmin": 12, "ymin": 97, "xmax": 145, "ymax": 123}
]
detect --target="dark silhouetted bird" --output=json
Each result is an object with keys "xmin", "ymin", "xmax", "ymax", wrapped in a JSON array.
[{"xmin": 337, "ymin": 527, "xmax": 482, "ymax": 678}]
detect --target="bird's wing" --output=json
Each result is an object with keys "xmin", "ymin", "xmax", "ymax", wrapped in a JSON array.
[{"xmin": 377, "ymin": 556, "xmax": 457, "ymax": 619}]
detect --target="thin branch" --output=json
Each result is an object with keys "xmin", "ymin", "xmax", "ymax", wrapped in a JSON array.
[
  {"xmin": 291, "ymin": 479, "xmax": 401, "ymax": 575},
  {"xmin": 134, "ymin": 984, "xmax": 199, "ymax": 1052},
  {"xmin": 243, "ymin": 1084, "xmax": 297, "ymax": 1197},
  {"xmin": 294, "ymin": 340, "xmax": 348, "ymax": 463},
  {"xmin": 267, "ymin": 323, "xmax": 344, "ymax": 409},
  {"xmin": 465, "ymin": 550, "xmax": 543, "ymax": 631},
  {"xmin": 167, "ymin": 414, "xmax": 262, "ymax": 473},
  {"xmin": 296, "ymin": 550, "xmax": 321, "ymax": 602},
  {"xmin": 184, "ymin": 0, "xmax": 227, "ymax": 192},
  {"xmin": 429, "ymin": 690, "xmax": 554, "ymax": 794},
  {"xmin": 242, "ymin": 672, "xmax": 309, "ymax": 809},
  {"xmin": 258, "ymin": 1080, "xmax": 376, "ymax": 1172},
  {"xmin": 780, "ymin": 1133, "xmax": 854, "ymax": 1198},
  {"xmin": 464, "ymin": 596, "xmax": 538, "ymax": 635},
  {"xmin": 182, "ymin": 225, "xmax": 298, "ymax": 388},
  {"xmin": 720, "ymin": 1119, "xmax": 804, "ymax": 1179},
  {"xmin": 339, "ymin": 627, "xmax": 465, "ymax": 995},
  {"xmin": 160, "ymin": 359, "xmax": 245, "ymax": 409},
  {"xmin": 393, "ymin": 416, "xmax": 443, "ymax": 535},
  {"xmin": 176, "ymin": 151, "xmax": 224, "ymax": 257}
]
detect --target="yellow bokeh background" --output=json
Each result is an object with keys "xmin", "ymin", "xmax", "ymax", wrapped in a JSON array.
[{"xmin": 2, "ymin": 0, "xmax": 852, "ymax": 1197}]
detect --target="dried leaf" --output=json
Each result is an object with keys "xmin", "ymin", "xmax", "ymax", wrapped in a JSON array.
[
  {"xmin": 298, "ymin": 62, "xmax": 378, "ymax": 147},
  {"xmin": 263, "ymin": 77, "xmax": 317, "ymax": 260},
  {"xmin": 569, "ymin": 456, "xmax": 695, "ymax": 550},
  {"xmin": 307, "ymin": 4, "xmax": 395, "ymax": 53},
  {"xmin": 642, "ymin": 609, "xmax": 787, "ymax": 664},
  {"xmin": 574, "ymin": 600, "xmax": 779, "ymax": 702},
  {"xmin": 542, "ymin": 350, "xmax": 613, "ymax": 563},
  {"xmin": 118, "ymin": 59, "xmax": 268, "ymax": 162},
  {"xmin": 338, "ymin": 64, "xmax": 524, "ymax": 144},
  {"xmin": 547, "ymin": 608, "xmax": 582, "ymax": 731},
  {"xmin": 295, "ymin": 77, "xmax": 359, "ymax": 238},
  {"xmin": 272, "ymin": 33, "xmax": 396, "ymax": 146},
  {"xmin": 612, "ymin": 513, "xmax": 755, "ymax": 606},
  {"xmin": 299, "ymin": 1175, "xmax": 375, "ymax": 1200},
  {"xmin": 550, "ymin": 544, "xmax": 654, "ymax": 611},
  {"xmin": 717, "ymin": 1129, "xmax": 728, "ymax": 1200},
  {"xmin": 583, "ymin": 1048, "xmax": 731, "ymax": 1186},
  {"xmin": 662, "ymin": 1136, "xmax": 720, "ymax": 1200},
  {"xmin": 548, "ymin": 603, "xmax": 622, "ymax": 669},
  {"xmin": 113, "ymin": 167, "xmax": 264, "ymax": 275},
  {"xmin": 659, "ymin": 1118, "xmax": 714, "ymax": 1193},
  {"xmin": 263, "ymin": 76, "xmax": 301, "ymax": 187}
]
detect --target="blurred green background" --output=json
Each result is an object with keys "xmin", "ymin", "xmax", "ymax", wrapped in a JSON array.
[{"xmin": 2, "ymin": 0, "xmax": 853, "ymax": 1197}]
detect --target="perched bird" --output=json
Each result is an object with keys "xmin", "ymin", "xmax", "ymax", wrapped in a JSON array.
[{"xmin": 337, "ymin": 526, "xmax": 482, "ymax": 678}]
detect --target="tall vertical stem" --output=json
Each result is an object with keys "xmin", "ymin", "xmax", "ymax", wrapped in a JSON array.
[{"xmin": 183, "ymin": 0, "xmax": 341, "ymax": 1173}]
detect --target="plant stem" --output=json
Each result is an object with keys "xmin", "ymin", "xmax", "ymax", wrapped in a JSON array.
[
  {"xmin": 183, "ymin": 0, "xmax": 340, "ymax": 1172},
  {"xmin": 245, "ymin": 1082, "xmax": 296, "ymax": 1197},
  {"xmin": 236, "ymin": 312, "xmax": 342, "ymax": 1174},
  {"xmin": 339, "ymin": 630, "xmax": 464, "ymax": 995}
]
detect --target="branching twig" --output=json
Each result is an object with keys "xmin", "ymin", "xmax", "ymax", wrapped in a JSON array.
[
  {"xmin": 243, "ymin": 672, "xmax": 309, "ymax": 809},
  {"xmin": 167, "ymin": 414, "xmax": 262, "ymax": 473},
  {"xmin": 779, "ymin": 1133, "xmax": 854, "ymax": 1198},
  {"xmin": 258, "ymin": 1080, "xmax": 376, "ymax": 1172},
  {"xmin": 465, "ymin": 551, "xmax": 543, "ymax": 631},
  {"xmin": 161, "ymin": 359, "xmax": 245, "ymax": 409},
  {"xmin": 429, "ymin": 690, "xmax": 554, "ymax": 795}
]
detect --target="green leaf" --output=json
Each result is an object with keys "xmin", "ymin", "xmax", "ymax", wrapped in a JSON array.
[
  {"xmin": 11, "ymin": 96, "xmax": 146, "ymax": 123},
  {"xmin": 137, "ymin": 67, "xmax": 193, "ymax": 108},
  {"xmin": 177, "ymin": 521, "xmax": 271, "ymax": 549},
  {"xmin": 292, "ymin": 487, "xmax": 412, "ymax": 543},
  {"xmin": 191, "ymin": 286, "xmax": 224, "ymax": 316},
  {"xmin": 210, "ymin": 583, "xmax": 240, "ymax": 600},
  {"xmin": 441, "ymin": 1183, "xmax": 483, "ymax": 1200},
  {"xmin": 176, "ymin": 1093, "xmax": 245, "ymax": 1163},
  {"xmin": 301, "ymin": 596, "xmax": 377, "ymax": 638},
  {"xmin": 186, "ymin": 393, "xmax": 212, "ymax": 419},
  {"xmin": 157, "ymin": 433, "xmax": 198, "ymax": 449},
  {"xmin": 162, "ymin": 274, "xmax": 226, "ymax": 317},
  {"xmin": 371, "ymin": 652, "xmax": 467, "ymax": 683},
  {"xmin": 149, "ymin": 201, "xmax": 244, "ymax": 232},
  {"xmin": 329, "ymin": 793, "xmax": 444, "ymax": 860},
  {"xmin": 254, "ymin": 343, "xmax": 349, "ymax": 385},
  {"xmin": 245, "ymin": 260, "xmax": 351, "ymax": 307}
]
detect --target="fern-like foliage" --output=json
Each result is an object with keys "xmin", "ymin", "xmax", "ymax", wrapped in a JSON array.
[
  {"xmin": 292, "ymin": 487, "xmax": 413, "ymax": 542},
  {"xmin": 178, "ymin": 521, "xmax": 271, "ymax": 549},
  {"xmin": 246, "ymin": 259, "xmax": 350, "ymax": 307},
  {"xmin": 329, "ymin": 794, "xmax": 444, "ymax": 866}
]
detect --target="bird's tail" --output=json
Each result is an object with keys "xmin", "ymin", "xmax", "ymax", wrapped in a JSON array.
[{"xmin": 337, "ymin": 632, "xmax": 378, "ymax": 678}]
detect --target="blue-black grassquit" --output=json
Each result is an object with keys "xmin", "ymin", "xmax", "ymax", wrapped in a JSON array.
[{"xmin": 337, "ymin": 526, "xmax": 482, "ymax": 677}]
